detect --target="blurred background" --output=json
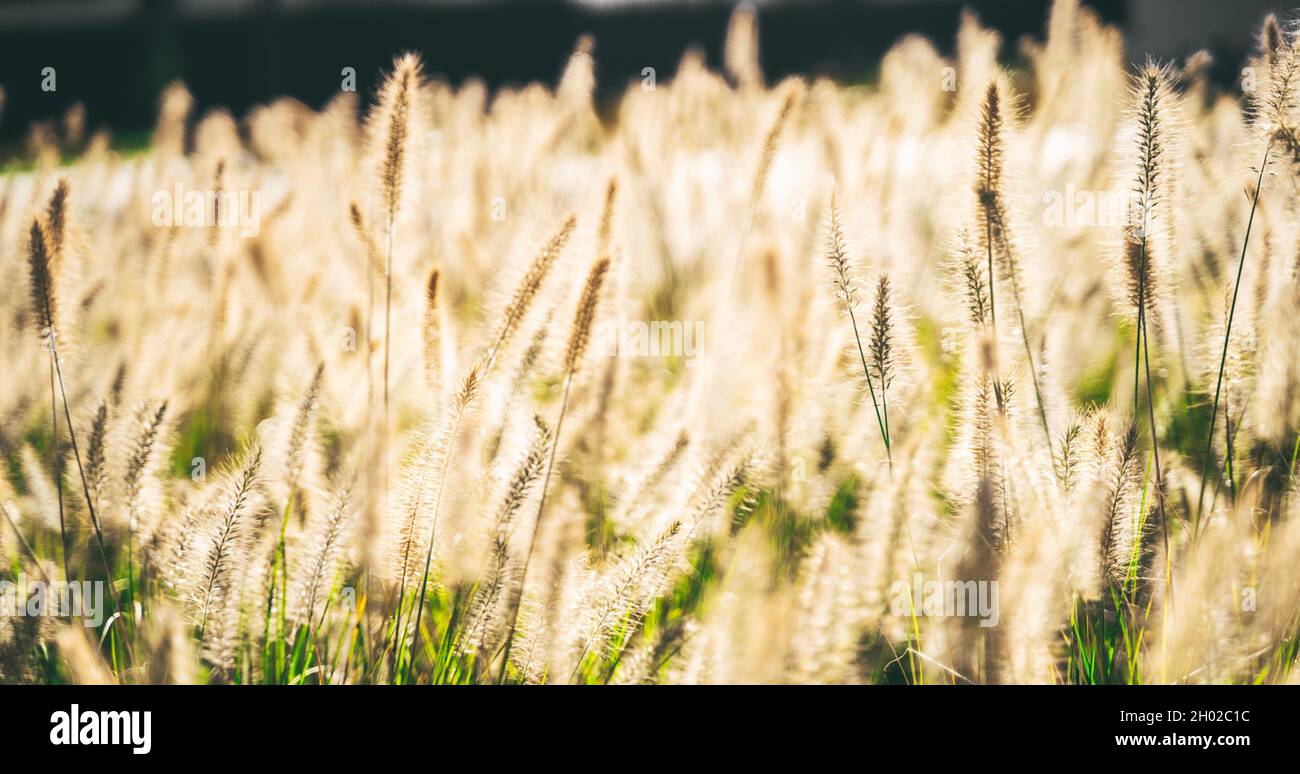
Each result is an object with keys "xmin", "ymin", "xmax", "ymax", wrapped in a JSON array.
[{"xmin": 0, "ymin": 0, "xmax": 1290, "ymax": 148}]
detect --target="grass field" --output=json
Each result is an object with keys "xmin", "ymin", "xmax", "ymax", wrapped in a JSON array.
[{"xmin": 1, "ymin": 1, "xmax": 1299, "ymax": 685}]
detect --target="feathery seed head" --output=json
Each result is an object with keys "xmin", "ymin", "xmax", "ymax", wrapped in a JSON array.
[
  {"xmin": 955, "ymin": 226, "xmax": 990, "ymax": 328},
  {"xmin": 455, "ymin": 361, "xmax": 485, "ymax": 413},
  {"xmin": 285, "ymin": 365, "xmax": 324, "ymax": 495},
  {"xmin": 370, "ymin": 53, "xmax": 425, "ymax": 225},
  {"xmin": 869, "ymin": 274, "xmax": 895, "ymax": 391},
  {"xmin": 976, "ymin": 78, "xmax": 1006, "ymax": 205},
  {"xmin": 348, "ymin": 200, "xmax": 388, "ymax": 286},
  {"xmin": 1263, "ymin": 14, "xmax": 1285, "ymax": 65},
  {"xmin": 489, "ymin": 214, "xmax": 577, "ymax": 365},
  {"xmin": 46, "ymin": 179, "xmax": 68, "ymax": 260},
  {"xmin": 565, "ymin": 257, "xmax": 611, "ymax": 375},
  {"xmin": 824, "ymin": 188, "xmax": 859, "ymax": 308},
  {"xmin": 1259, "ymin": 20, "xmax": 1299, "ymax": 141},
  {"xmin": 750, "ymin": 83, "xmax": 801, "ymax": 209},
  {"xmin": 85, "ymin": 401, "xmax": 110, "ymax": 510},
  {"xmin": 26, "ymin": 219, "xmax": 57, "ymax": 336},
  {"xmin": 597, "ymin": 178, "xmax": 619, "ymax": 257},
  {"xmin": 1129, "ymin": 59, "xmax": 1173, "ymax": 220}
]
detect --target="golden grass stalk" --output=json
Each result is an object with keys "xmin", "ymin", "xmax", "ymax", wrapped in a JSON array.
[
  {"xmin": 498, "ymin": 256, "xmax": 611, "ymax": 682},
  {"xmin": 973, "ymin": 78, "xmax": 1051, "ymax": 450},
  {"xmin": 368, "ymin": 54, "xmax": 424, "ymax": 571},
  {"xmin": 46, "ymin": 179, "xmax": 68, "ymax": 261},
  {"xmin": 596, "ymin": 178, "xmax": 619, "ymax": 258},
  {"xmin": 485, "ymin": 214, "xmax": 577, "ymax": 367},
  {"xmin": 124, "ymin": 401, "xmax": 168, "ymax": 614},
  {"xmin": 27, "ymin": 219, "xmax": 57, "ymax": 338},
  {"xmin": 869, "ymin": 274, "xmax": 896, "ymax": 449},
  {"xmin": 568, "ymin": 520, "xmax": 682, "ymax": 682},
  {"xmin": 197, "ymin": 444, "xmax": 263, "ymax": 644},
  {"xmin": 285, "ymin": 364, "xmax": 325, "ymax": 501},
  {"xmin": 396, "ymin": 363, "xmax": 483, "ymax": 677},
  {"xmin": 825, "ymin": 190, "xmax": 890, "ymax": 468},
  {"xmin": 457, "ymin": 415, "xmax": 551, "ymax": 661},
  {"xmin": 1124, "ymin": 60, "xmax": 1173, "ymax": 614},
  {"xmin": 749, "ymin": 86, "xmax": 798, "ymax": 212},
  {"xmin": 83, "ymin": 401, "xmax": 109, "ymax": 515},
  {"xmin": 28, "ymin": 218, "xmax": 67, "ymax": 582},
  {"xmin": 294, "ymin": 481, "xmax": 354, "ymax": 632},
  {"xmin": 28, "ymin": 205, "xmax": 124, "ymax": 630},
  {"xmin": 371, "ymin": 53, "xmax": 423, "ymax": 231}
]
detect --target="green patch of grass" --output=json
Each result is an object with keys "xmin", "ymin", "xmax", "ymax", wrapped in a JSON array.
[
  {"xmin": 825, "ymin": 476, "xmax": 859, "ymax": 533},
  {"xmin": 1075, "ymin": 347, "xmax": 1119, "ymax": 408}
]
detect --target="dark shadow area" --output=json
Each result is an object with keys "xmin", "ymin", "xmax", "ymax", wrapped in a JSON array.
[{"xmin": 1, "ymin": 0, "xmax": 1131, "ymax": 147}]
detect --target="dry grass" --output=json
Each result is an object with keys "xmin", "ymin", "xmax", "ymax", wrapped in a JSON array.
[{"xmin": 1, "ymin": 1, "xmax": 1299, "ymax": 685}]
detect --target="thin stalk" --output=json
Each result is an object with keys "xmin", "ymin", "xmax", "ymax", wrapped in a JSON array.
[
  {"xmin": 1224, "ymin": 410, "xmax": 1238, "ymax": 504},
  {"xmin": 49, "ymin": 356, "xmax": 70, "ymax": 584},
  {"xmin": 1208, "ymin": 399, "xmax": 1252, "ymax": 517},
  {"xmin": 498, "ymin": 373, "xmax": 574, "ymax": 684},
  {"xmin": 880, "ymin": 377, "xmax": 891, "ymax": 457},
  {"xmin": 2, "ymin": 502, "xmax": 53, "ymax": 585},
  {"xmin": 1139, "ymin": 283, "xmax": 1173, "ymax": 606},
  {"xmin": 1007, "ymin": 272, "xmax": 1053, "ymax": 454},
  {"xmin": 987, "ymin": 205, "xmax": 1052, "ymax": 451},
  {"xmin": 1196, "ymin": 144, "xmax": 1270, "ymax": 534},
  {"xmin": 846, "ymin": 303, "xmax": 891, "ymax": 471},
  {"xmin": 52, "ymin": 351, "xmax": 123, "ymax": 625},
  {"xmin": 1134, "ymin": 209, "xmax": 1172, "ymax": 609},
  {"xmin": 986, "ymin": 219, "xmax": 1003, "ymax": 412},
  {"xmin": 402, "ymin": 407, "xmax": 472, "ymax": 683}
]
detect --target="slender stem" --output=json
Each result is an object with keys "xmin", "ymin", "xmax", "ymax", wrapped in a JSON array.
[
  {"xmin": 846, "ymin": 303, "xmax": 891, "ymax": 471},
  {"xmin": 988, "ymin": 204, "xmax": 1052, "ymax": 451},
  {"xmin": 1133, "ymin": 275, "xmax": 1144, "ymax": 420},
  {"xmin": 986, "ymin": 219, "xmax": 1002, "ymax": 413},
  {"xmin": 1196, "ymin": 143, "xmax": 1270, "ymax": 535},
  {"xmin": 403, "ymin": 406, "xmax": 470, "ymax": 683},
  {"xmin": 52, "ymin": 350, "xmax": 123, "ymax": 622},
  {"xmin": 498, "ymin": 373, "xmax": 573, "ymax": 684},
  {"xmin": 52, "ymin": 347, "xmax": 134, "ymax": 672},
  {"xmin": 1008, "ymin": 274, "xmax": 1053, "ymax": 455},
  {"xmin": 880, "ymin": 373, "xmax": 891, "ymax": 454},
  {"xmin": 49, "ymin": 356, "xmax": 70, "ymax": 584},
  {"xmin": 1139, "ymin": 278, "xmax": 1172, "ymax": 605},
  {"xmin": 1207, "ymin": 399, "xmax": 1250, "ymax": 518},
  {"xmin": 389, "ymin": 459, "xmax": 437, "ymax": 678},
  {"xmin": 1224, "ymin": 410, "xmax": 1237, "ymax": 504},
  {"xmin": 2, "ymin": 502, "xmax": 53, "ymax": 585},
  {"xmin": 1134, "ymin": 208, "xmax": 1172, "ymax": 610}
]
